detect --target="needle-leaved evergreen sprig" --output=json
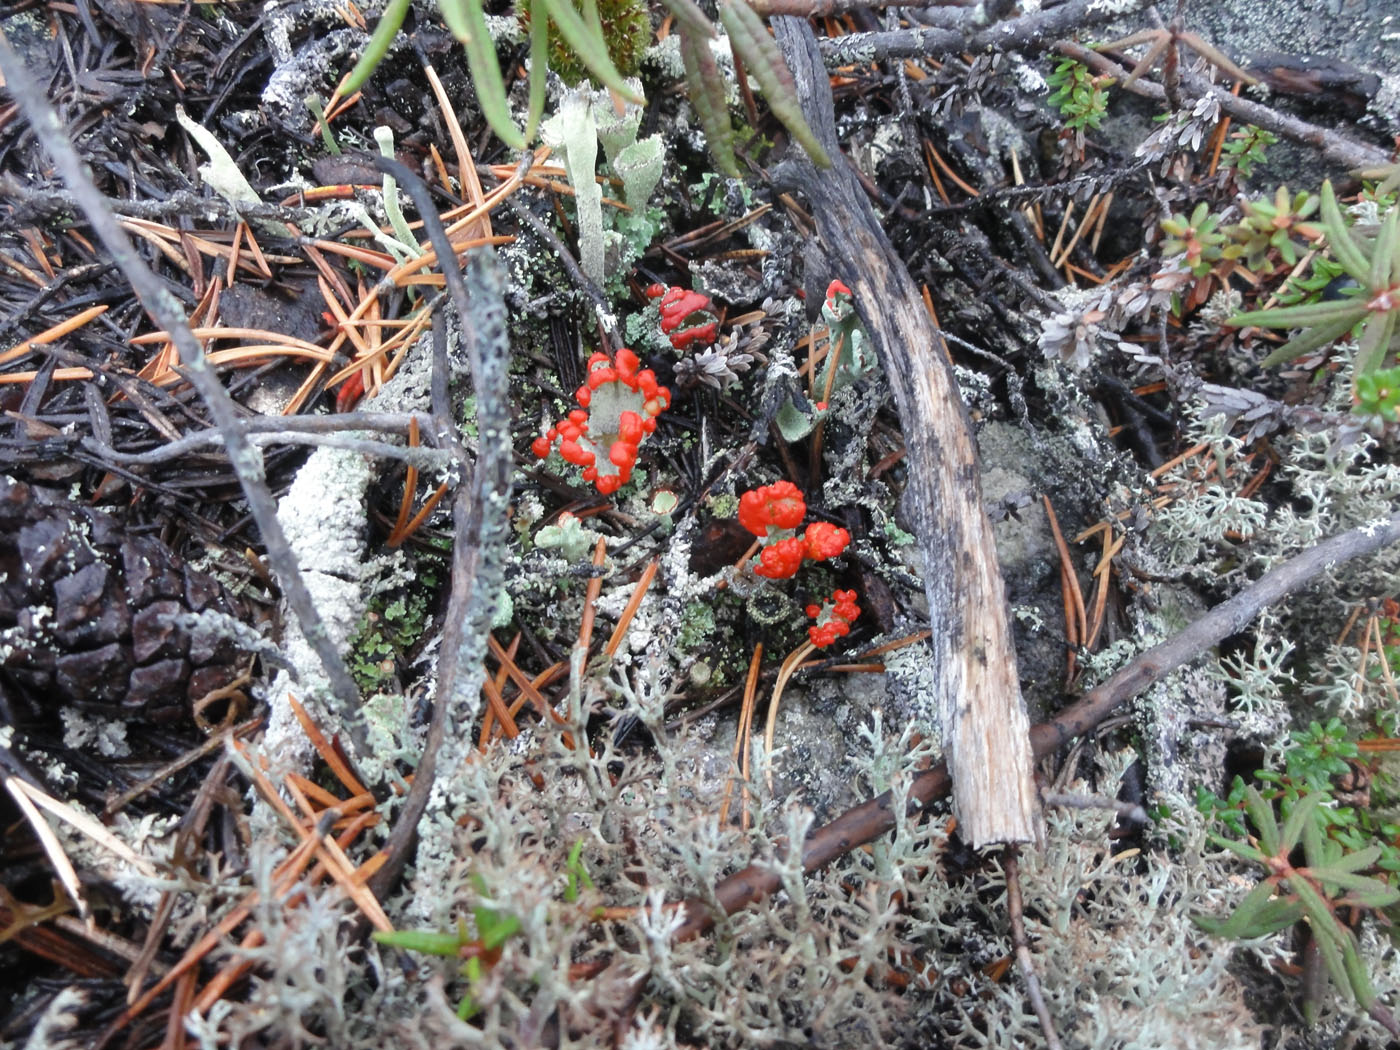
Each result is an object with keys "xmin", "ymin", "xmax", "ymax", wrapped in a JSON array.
[
  {"xmin": 1045, "ymin": 57, "xmax": 1112, "ymax": 132},
  {"xmin": 1229, "ymin": 181, "xmax": 1400, "ymax": 376},
  {"xmin": 1195, "ymin": 784, "xmax": 1400, "ymax": 1031}
]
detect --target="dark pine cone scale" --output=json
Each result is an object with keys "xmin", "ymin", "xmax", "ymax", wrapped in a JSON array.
[{"xmin": 0, "ymin": 475, "xmax": 248, "ymax": 724}]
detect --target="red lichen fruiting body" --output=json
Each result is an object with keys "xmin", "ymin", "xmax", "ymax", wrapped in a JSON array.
[
  {"xmin": 802, "ymin": 521, "xmax": 851, "ymax": 561},
  {"xmin": 654, "ymin": 285, "xmax": 719, "ymax": 352},
  {"xmin": 754, "ymin": 536, "xmax": 806, "ymax": 579},
  {"xmin": 737, "ymin": 480, "xmax": 807, "ymax": 537},
  {"xmin": 807, "ymin": 588, "xmax": 860, "ymax": 648},
  {"xmin": 531, "ymin": 347, "xmax": 671, "ymax": 496}
]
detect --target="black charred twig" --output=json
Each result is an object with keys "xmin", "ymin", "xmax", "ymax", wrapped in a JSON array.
[
  {"xmin": 1055, "ymin": 40, "xmax": 1390, "ymax": 171},
  {"xmin": 674, "ymin": 510, "xmax": 1400, "ymax": 941}
]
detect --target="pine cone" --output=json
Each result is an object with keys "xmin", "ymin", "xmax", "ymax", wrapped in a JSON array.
[{"xmin": 0, "ymin": 475, "xmax": 248, "ymax": 723}]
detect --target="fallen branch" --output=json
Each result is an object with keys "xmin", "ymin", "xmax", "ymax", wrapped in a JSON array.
[
  {"xmin": 817, "ymin": 0, "xmax": 1153, "ymax": 65},
  {"xmin": 774, "ymin": 16, "xmax": 1038, "ymax": 848},
  {"xmin": 674, "ymin": 510, "xmax": 1400, "ymax": 941}
]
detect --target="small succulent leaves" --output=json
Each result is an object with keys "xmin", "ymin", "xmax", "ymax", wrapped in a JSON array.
[
  {"xmin": 677, "ymin": 23, "xmax": 739, "ymax": 178},
  {"xmin": 717, "ymin": 0, "xmax": 831, "ymax": 169},
  {"xmin": 1229, "ymin": 181, "xmax": 1400, "ymax": 375},
  {"xmin": 1160, "ymin": 201, "xmax": 1236, "ymax": 277},
  {"xmin": 1356, "ymin": 365, "xmax": 1400, "ymax": 424},
  {"xmin": 806, "ymin": 589, "xmax": 860, "ymax": 648},
  {"xmin": 532, "ymin": 347, "xmax": 670, "ymax": 495},
  {"xmin": 1229, "ymin": 186, "xmax": 1322, "ymax": 271},
  {"xmin": 647, "ymin": 283, "xmax": 719, "ymax": 351}
]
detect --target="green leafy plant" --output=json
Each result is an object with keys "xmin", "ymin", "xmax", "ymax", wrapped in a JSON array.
[
  {"xmin": 1046, "ymin": 58, "xmax": 1113, "ymax": 132},
  {"xmin": 1229, "ymin": 180, "xmax": 1400, "ymax": 374},
  {"xmin": 1220, "ymin": 125, "xmax": 1275, "ymax": 180},
  {"xmin": 344, "ymin": 0, "xmax": 638, "ymax": 149},
  {"xmin": 563, "ymin": 838, "xmax": 595, "ymax": 902},
  {"xmin": 373, "ymin": 877, "xmax": 523, "ymax": 1021},
  {"xmin": 1194, "ymin": 786, "xmax": 1400, "ymax": 1028},
  {"xmin": 1226, "ymin": 186, "xmax": 1321, "ymax": 273},
  {"xmin": 1161, "ymin": 202, "xmax": 1237, "ymax": 277},
  {"xmin": 348, "ymin": 591, "xmax": 432, "ymax": 692},
  {"xmin": 1199, "ymin": 720, "xmax": 1400, "ymax": 872},
  {"xmin": 1352, "ymin": 364, "xmax": 1400, "ymax": 424}
]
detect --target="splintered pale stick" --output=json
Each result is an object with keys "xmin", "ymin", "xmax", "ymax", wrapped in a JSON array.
[{"xmin": 773, "ymin": 17, "xmax": 1037, "ymax": 847}]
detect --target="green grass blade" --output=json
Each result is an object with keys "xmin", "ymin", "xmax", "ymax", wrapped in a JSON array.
[
  {"xmin": 344, "ymin": 0, "xmax": 413, "ymax": 93},
  {"xmin": 1229, "ymin": 299, "xmax": 1366, "ymax": 330},
  {"xmin": 1320, "ymin": 180, "xmax": 1373, "ymax": 282},
  {"xmin": 524, "ymin": 0, "xmax": 549, "ymax": 141},
  {"xmin": 459, "ymin": 0, "xmax": 525, "ymax": 148},
  {"xmin": 437, "ymin": 0, "xmax": 473, "ymax": 41},
  {"xmin": 1279, "ymin": 792, "xmax": 1322, "ymax": 853},
  {"xmin": 1354, "ymin": 302, "xmax": 1398, "ymax": 375},
  {"xmin": 1245, "ymin": 786, "xmax": 1281, "ymax": 857},
  {"xmin": 1259, "ymin": 312, "xmax": 1364, "ymax": 367},
  {"xmin": 679, "ymin": 27, "xmax": 739, "ymax": 177},
  {"xmin": 657, "ymin": 0, "xmax": 716, "ymax": 38},
  {"xmin": 1369, "ymin": 197, "xmax": 1398, "ymax": 289}
]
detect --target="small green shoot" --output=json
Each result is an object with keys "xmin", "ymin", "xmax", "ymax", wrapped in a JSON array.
[
  {"xmin": 1229, "ymin": 181, "xmax": 1400, "ymax": 375},
  {"xmin": 564, "ymin": 839, "xmax": 595, "ymax": 902},
  {"xmin": 1046, "ymin": 58, "xmax": 1113, "ymax": 132}
]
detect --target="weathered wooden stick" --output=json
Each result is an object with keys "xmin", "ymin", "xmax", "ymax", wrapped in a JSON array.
[{"xmin": 772, "ymin": 17, "xmax": 1038, "ymax": 847}]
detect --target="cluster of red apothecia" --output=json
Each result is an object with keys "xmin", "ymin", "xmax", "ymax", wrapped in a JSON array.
[
  {"xmin": 529, "ymin": 347, "xmax": 671, "ymax": 496},
  {"xmin": 806, "ymin": 589, "xmax": 861, "ymax": 648},
  {"xmin": 646, "ymin": 283, "xmax": 718, "ymax": 351},
  {"xmin": 737, "ymin": 480, "xmax": 851, "ymax": 580}
]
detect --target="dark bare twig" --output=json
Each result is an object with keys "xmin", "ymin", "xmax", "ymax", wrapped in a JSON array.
[
  {"xmin": 818, "ymin": 0, "xmax": 1153, "ymax": 64},
  {"xmin": 1005, "ymin": 846, "xmax": 1063, "ymax": 1050},
  {"xmin": 83, "ymin": 413, "xmax": 446, "ymax": 467},
  {"xmin": 1055, "ymin": 40, "xmax": 1390, "ymax": 171},
  {"xmin": 0, "ymin": 29, "xmax": 372, "ymax": 758},
  {"xmin": 672, "ymin": 510, "xmax": 1400, "ymax": 941},
  {"xmin": 365, "ymin": 156, "xmax": 513, "ymax": 903}
]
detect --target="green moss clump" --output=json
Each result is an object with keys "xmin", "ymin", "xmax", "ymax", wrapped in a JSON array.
[{"xmin": 518, "ymin": 0, "xmax": 651, "ymax": 87}]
